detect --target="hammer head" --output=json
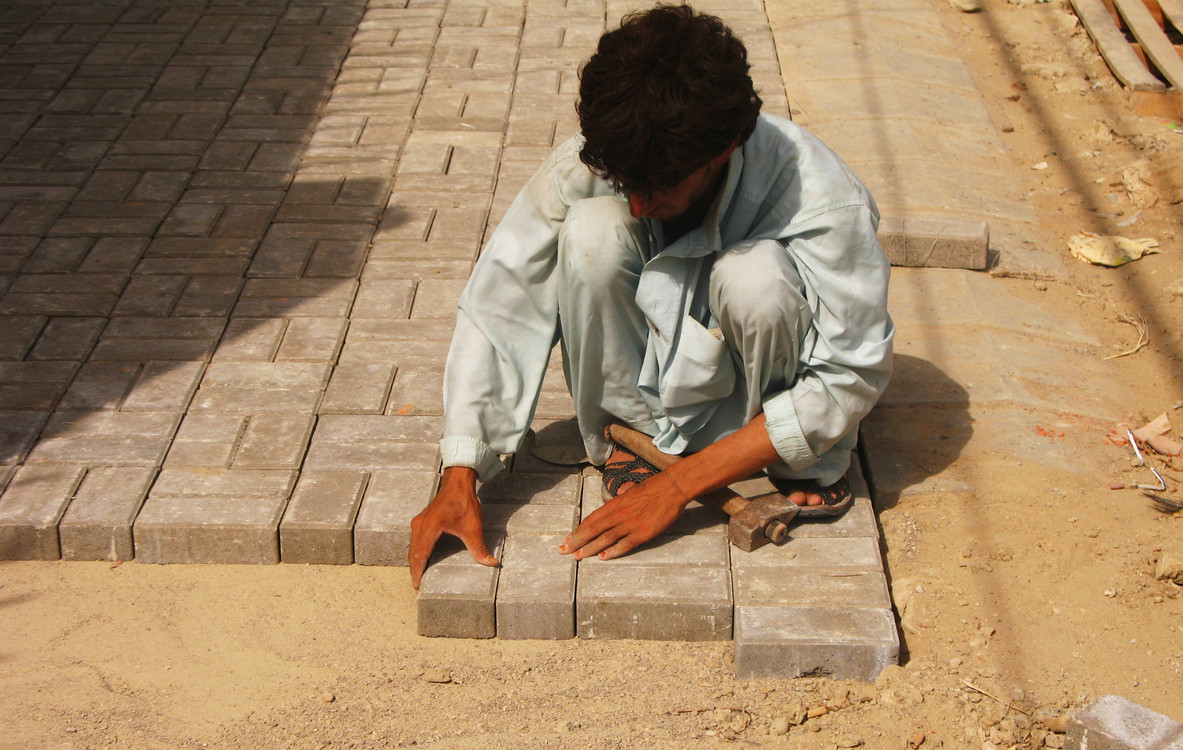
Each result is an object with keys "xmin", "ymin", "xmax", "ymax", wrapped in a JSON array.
[{"xmin": 728, "ymin": 493, "xmax": 800, "ymax": 552}]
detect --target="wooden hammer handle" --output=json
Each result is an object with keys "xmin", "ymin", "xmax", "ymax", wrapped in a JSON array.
[{"xmin": 604, "ymin": 423, "xmax": 750, "ymax": 517}]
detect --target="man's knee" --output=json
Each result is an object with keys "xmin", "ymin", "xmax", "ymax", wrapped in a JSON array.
[
  {"xmin": 558, "ymin": 196, "xmax": 646, "ymax": 289},
  {"xmin": 710, "ymin": 239, "xmax": 808, "ymax": 332}
]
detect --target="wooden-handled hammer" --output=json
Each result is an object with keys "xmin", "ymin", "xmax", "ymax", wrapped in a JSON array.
[{"xmin": 604, "ymin": 423, "xmax": 799, "ymax": 552}]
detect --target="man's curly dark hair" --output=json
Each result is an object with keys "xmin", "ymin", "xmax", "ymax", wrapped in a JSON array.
[{"xmin": 577, "ymin": 4, "xmax": 762, "ymax": 195}]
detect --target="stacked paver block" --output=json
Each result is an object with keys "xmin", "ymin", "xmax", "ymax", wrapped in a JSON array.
[
  {"xmin": 1066, "ymin": 695, "xmax": 1183, "ymax": 750},
  {"xmin": 417, "ymin": 472, "xmax": 582, "ymax": 639},
  {"xmin": 576, "ymin": 475, "xmax": 734, "ymax": 641},
  {"xmin": 733, "ymin": 460, "xmax": 899, "ymax": 680}
]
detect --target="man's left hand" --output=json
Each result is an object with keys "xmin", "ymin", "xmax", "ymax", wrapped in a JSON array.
[{"xmin": 558, "ymin": 471, "xmax": 690, "ymax": 560}]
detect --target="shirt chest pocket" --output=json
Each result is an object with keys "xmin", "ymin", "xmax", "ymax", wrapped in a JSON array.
[{"xmin": 657, "ymin": 315, "xmax": 737, "ymax": 411}]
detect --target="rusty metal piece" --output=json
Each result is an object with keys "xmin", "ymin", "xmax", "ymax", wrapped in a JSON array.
[{"xmin": 604, "ymin": 423, "xmax": 797, "ymax": 551}]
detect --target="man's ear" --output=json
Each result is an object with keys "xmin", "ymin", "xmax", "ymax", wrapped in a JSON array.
[{"xmin": 711, "ymin": 136, "xmax": 741, "ymax": 167}]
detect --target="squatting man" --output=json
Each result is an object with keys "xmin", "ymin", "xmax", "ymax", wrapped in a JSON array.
[{"xmin": 409, "ymin": 4, "xmax": 894, "ymax": 588}]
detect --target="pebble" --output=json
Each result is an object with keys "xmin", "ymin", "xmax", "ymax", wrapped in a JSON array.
[
  {"xmin": 1103, "ymin": 588, "xmax": 1117, "ymax": 598},
  {"xmin": 320, "ymin": 692, "xmax": 335, "ymax": 703},
  {"xmin": 948, "ymin": 0, "xmax": 982, "ymax": 10},
  {"xmin": 770, "ymin": 717, "xmax": 790, "ymax": 736},
  {"xmin": 424, "ymin": 669, "xmax": 453, "ymax": 684},
  {"xmin": 837, "ymin": 737, "xmax": 864, "ymax": 748},
  {"xmin": 807, "ymin": 705, "xmax": 829, "ymax": 719}
]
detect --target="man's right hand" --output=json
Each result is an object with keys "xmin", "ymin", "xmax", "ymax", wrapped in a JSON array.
[{"xmin": 408, "ymin": 466, "xmax": 499, "ymax": 590}]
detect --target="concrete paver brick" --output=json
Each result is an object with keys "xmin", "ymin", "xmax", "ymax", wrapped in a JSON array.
[
  {"xmin": 482, "ymin": 503, "xmax": 580, "ymax": 536},
  {"xmin": 234, "ymin": 413, "xmax": 316, "ymax": 470},
  {"xmin": 879, "ymin": 216, "xmax": 989, "ymax": 270},
  {"xmin": 58, "ymin": 466, "xmax": 156, "ymax": 561},
  {"xmin": 79, "ymin": 237, "xmax": 147, "ymax": 274},
  {"xmin": 191, "ymin": 361, "xmax": 330, "ymax": 412},
  {"xmin": 0, "ymin": 463, "xmax": 85, "ymax": 560},
  {"xmin": 58, "ymin": 362, "xmax": 138, "ymax": 411},
  {"xmin": 416, "ymin": 561, "xmax": 499, "ymax": 638},
  {"xmin": 577, "ymin": 565, "xmax": 733, "ymax": 641},
  {"xmin": 112, "ymin": 275, "xmax": 187, "ymax": 317},
  {"xmin": 173, "ymin": 275, "xmax": 245, "ymax": 317},
  {"xmin": 338, "ymin": 337, "xmax": 451, "ymax": 369},
  {"xmin": 92, "ymin": 316, "xmax": 226, "ymax": 362},
  {"xmin": 497, "ymin": 533, "xmax": 576, "ymax": 639},
  {"xmin": 353, "ymin": 469, "xmax": 437, "ymax": 566},
  {"xmin": 350, "ymin": 278, "xmax": 415, "ymax": 319},
  {"xmin": 121, "ymin": 361, "xmax": 205, "ymax": 412},
  {"xmin": 134, "ymin": 467, "xmax": 296, "ymax": 564},
  {"xmin": 0, "ymin": 360, "xmax": 79, "ymax": 410},
  {"xmin": 27, "ymin": 317, "xmax": 104, "ymax": 361},
  {"xmin": 234, "ymin": 277, "xmax": 359, "ymax": 318},
  {"xmin": 303, "ymin": 415, "xmax": 440, "ymax": 472},
  {"xmin": 212, "ymin": 317, "xmax": 286, "ymax": 362},
  {"xmin": 274, "ymin": 317, "xmax": 348, "ymax": 363},
  {"xmin": 279, "ymin": 469, "xmax": 367, "ymax": 564},
  {"xmin": 733, "ymin": 605, "xmax": 900, "ymax": 681},
  {"xmin": 322, "ymin": 363, "xmax": 396, "ymax": 414},
  {"xmin": 165, "ymin": 413, "xmax": 244, "ymax": 468},
  {"xmin": 386, "ymin": 368, "xmax": 443, "ymax": 416},
  {"xmin": 1066, "ymin": 695, "xmax": 1183, "ymax": 750},
  {"xmin": 0, "ymin": 316, "xmax": 46, "ymax": 360},
  {"xmin": 477, "ymin": 472, "xmax": 582, "ymax": 506},
  {"xmin": 27, "ymin": 412, "xmax": 180, "ymax": 466},
  {"xmin": 409, "ymin": 278, "xmax": 466, "ymax": 319},
  {"xmin": 733, "ymin": 567, "xmax": 892, "ymax": 609},
  {"xmin": 731, "ymin": 536, "xmax": 883, "ymax": 571}
]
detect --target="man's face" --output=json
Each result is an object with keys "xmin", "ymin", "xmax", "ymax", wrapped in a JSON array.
[{"xmin": 626, "ymin": 162, "xmax": 718, "ymax": 220}]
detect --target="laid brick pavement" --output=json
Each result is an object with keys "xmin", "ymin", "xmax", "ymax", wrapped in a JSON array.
[{"xmin": 0, "ymin": 0, "xmax": 1086, "ymax": 679}]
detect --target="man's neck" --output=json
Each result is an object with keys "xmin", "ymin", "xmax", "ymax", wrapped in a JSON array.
[{"xmin": 661, "ymin": 163, "xmax": 728, "ymax": 244}]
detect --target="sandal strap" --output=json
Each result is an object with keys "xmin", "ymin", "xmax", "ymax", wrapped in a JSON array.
[{"xmin": 602, "ymin": 456, "xmax": 659, "ymax": 496}]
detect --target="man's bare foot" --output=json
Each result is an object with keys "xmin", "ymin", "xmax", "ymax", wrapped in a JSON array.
[{"xmin": 770, "ymin": 474, "xmax": 854, "ymax": 517}]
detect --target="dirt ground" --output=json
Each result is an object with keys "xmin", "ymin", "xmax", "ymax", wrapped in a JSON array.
[{"xmin": 2, "ymin": 1, "xmax": 1182, "ymax": 748}]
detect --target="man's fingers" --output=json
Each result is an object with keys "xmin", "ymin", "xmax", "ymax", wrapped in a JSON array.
[
  {"xmin": 572, "ymin": 529, "xmax": 625, "ymax": 561},
  {"xmin": 597, "ymin": 534, "xmax": 641, "ymax": 561},
  {"xmin": 408, "ymin": 526, "xmax": 442, "ymax": 591}
]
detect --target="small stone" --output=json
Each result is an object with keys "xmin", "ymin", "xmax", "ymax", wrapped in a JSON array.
[
  {"xmin": 837, "ymin": 737, "xmax": 864, "ymax": 748},
  {"xmin": 948, "ymin": 0, "xmax": 982, "ymax": 10},
  {"xmin": 730, "ymin": 712, "xmax": 750, "ymax": 733},
  {"xmin": 320, "ymin": 692, "xmax": 335, "ymax": 703},
  {"xmin": 424, "ymin": 669, "xmax": 453, "ymax": 684},
  {"xmin": 771, "ymin": 717, "xmax": 790, "ymax": 735},
  {"xmin": 1155, "ymin": 551, "xmax": 1183, "ymax": 584},
  {"xmin": 787, "ymin": 700, "xmax": 808, "ymax": 725},
  {"xmin": 1044, "ymin": 715, "xmax": 1069, "ymax": 733},
  {"xmin": 807, "ymin": 705, "xmax": 829, "ymax": 719},
  {"xmin": 1034, "ymin": 280, "xmax": 1048, "ymax": 291},
  {"xmin": 1103, "ymin": 587, "xmax": 1117, "ymax": 598}
]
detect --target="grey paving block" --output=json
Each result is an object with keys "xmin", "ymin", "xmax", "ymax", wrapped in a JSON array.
[
  {"xmin": 577, "ymin": 565, "xmax": 732, "ymax": 641},
  {"xmin": 27, "ymin": 316, "xmax": 105, "ymax": 360},
  {"xmin": 0, "ymin": 464, "xmax": 86, "ymax": 560},
  {"xmin": 386, "ymin": 368, "xmax": 442, "ymax": 416},
  {"xmin": 417, "ymin": 536, "xmax": 503, "ymax": 639},
  {"xmin": 212, "ymin": 318, "xmax": 287, "ymax": 362},
  {"xmin": 733, "ymin": 567, "xmax": 892, "ymax": 609},
  {"xmin": 59, "ymin": 467, "xmax": 156, "ymax": 561},
  {"xmin": 733, "ymin": 605, "xmax": 899, "ymax": 681},
  {"xmin": 133, "ymin": 468, "xmax": 296, "ymax": 564},
  {"xmin": 279, "ymin": 469, "xmax": 367, "ymax": 565},
  {"xmin": 27, "ymin": 412, "xmax": 180, "ymax": 466},
  {"xmin": 581, "ymin": 475, "xmax": 729, "ymax": 538},
  {"xmin": 234, "ymin": 412, "xmax": 316, "ymax": 470},
  {"xmin": 322, "ymin": 363, "xmax": 396, "ymax": 414},
  {"xmin": 482, "ymin": 503, "xmax": 579, "ymax": 536},
  {"xmin": 477, "ymin": 472, "xmax": 582, "ymax": 505},
  {"xmin": 0, "ymin": 411, "xmax": 50, "ymax": 464},
  {"xmin": 275, "ymin": 317, "xmax": 348, "ymax": 363},
  {"xmin": 784, "ymin": 497, "xmax": 879, "ymax": 539},
  {"xmin": 497, "ymin": 533, "xmax": 576, "ymax": 639},
  {"xmin": 730, "ymin": 536, "xmax": 883, "ymax": 571},
  {"xmin": 354, "ymin": 469, "xmax": 437, "ymax": 566},
  {"xmin": 878, "ymin": 216, "xmax": 989, "ymax": 270},
  {"xmin": 121, "ymin": 361, "xmax": 205, "ymax": 412},
  {"xmin": 1066, "ymin": 695, "xmax": 1183, "ymax": 750}
]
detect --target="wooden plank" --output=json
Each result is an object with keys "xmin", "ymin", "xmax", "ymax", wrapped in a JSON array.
[
  {"xmin": 1114, "ymin": 0, "xmax": 1183, "ymax": 87},
  {"xmin": 1159, "ymin": 0, "xmax": 1183, "ymax": 33},
  {"xmin": 1072, "ymin": 0, "xmax": 1166, "ymax": 90}
]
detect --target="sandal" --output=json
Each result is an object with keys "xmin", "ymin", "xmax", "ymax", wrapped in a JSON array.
[
  {"xmin": 770, "ymin": 473, "xmax": 854, "ymax": 518},
  {"xmin": 600, "ymin": 448, "xmax": 660, "ymax": 499}
]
